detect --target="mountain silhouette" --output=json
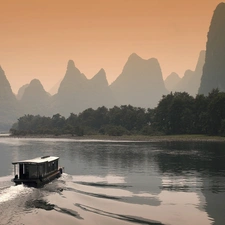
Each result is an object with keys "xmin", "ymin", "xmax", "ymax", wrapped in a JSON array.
[
  {"xmin": 174, "ymin": 50, "xmax": 205, "ymax": 96},
  {"xmin": 0, "ymin": 66, "xmax": 20, "ymax": 130},
  {"xmin": 58, "ymin": 60, "xmax": 88, "ymax": 94},
  {"xmin": 164, "ymin": 72, "xmax": 181, "ymax": 91},
  {"xmin": 17, "ymin": 84, "xmax": 29, "ymax": 100},
  {"xmin": 20, "ymin": 79, "xmax": 51, "ymax": 115},
  {"xmin": 89, "ymin": 68, "xmax": 117, "ymax": 108},
  {"xmin": 110, "ymin": 53, "xmax": 168, "ymax": 108},
  {"xmin": 52, "ymin": 60, "xmax": 116, "ymax": 116},
  {"xmin": 90, "ymin": 68, "xmax": 108, "ymax": 86},
  {"xmin": 48, "ymin": 79, "xmax": 62, "ymax": 96},
  {"xmin": 52, "ymin": 60, "xmax": 89, "ymax": 116},
  {"xmin": 199, "ymin": 3, "xmax": 225, "ymax": 94}
]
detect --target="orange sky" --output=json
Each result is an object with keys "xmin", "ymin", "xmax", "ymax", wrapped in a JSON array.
[{"xmin": 0, "ymin": 0, "xmax": 222, "ymax": 93}]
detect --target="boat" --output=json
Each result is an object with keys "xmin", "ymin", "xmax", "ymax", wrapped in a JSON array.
[{"xmin": 12, "ymin": 156, "xmax": 64, "ymax": 187}]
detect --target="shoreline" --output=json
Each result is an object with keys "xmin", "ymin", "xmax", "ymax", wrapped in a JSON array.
[{"xmin": 3, "ymin": 134, "xmax": 225, "ymax": 142}]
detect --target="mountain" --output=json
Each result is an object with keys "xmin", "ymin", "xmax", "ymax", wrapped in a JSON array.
[
  {"xmin": 164, "ymin": 72, "xmax": 181, "ymax": 91},
  {"xmin": 0, "ymin": 66, "xmax": 20, "ymax": 131},
  {"xmin": 188, "ymin": 50, "xmax": 206, "ymax": 95},
  {"xmin": 58, "ymin": 60, "xmax": 88, "ymax": 93},
  {"xmin": 89, "ymin": 68, "xmax": 117, "ymax": 108},
  {"xmin": 110, "ymin": 53, "xmax": 168, "ymax": 108},
  {"xmin": 20, "ymin": 79, "xmax": 51, "ymax": 115},
  {"xmin": 199, "ymin": 3, "xmax": 225, "ymax": 94},
  {"xmin": 174, "ymin": 50, "xmax": 205, "ymax": 96},
  {"xmin": 52, "ymin": 60, "xmax": 117, "ymax": 116},
  {"xmin": 174, "ymin": 69, "xmax": 195, "ymax": 92},
  {"xmin": 90, "ymin": 68, "xmax": 108, "ymax": 87},
  {"xmin": 48, "ymin": 79, "xmax": 62, "ymax": 96},
  {"xmin": 52, "ymin": 60, "xmax": 90, "ymax": 116},
  {"xmin": 17, "ymin": 84, "xmax": 29, "ymax": 100}
]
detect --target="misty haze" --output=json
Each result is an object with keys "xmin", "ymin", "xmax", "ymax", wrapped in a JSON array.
[{"xmin": 1, "ymin": 1, "xmax": 225, "ymax": 225}]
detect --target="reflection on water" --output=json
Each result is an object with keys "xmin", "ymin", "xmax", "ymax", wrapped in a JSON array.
[{"xmin": 0, "ymin": 138, "xmax": 225, "ymax": 224}]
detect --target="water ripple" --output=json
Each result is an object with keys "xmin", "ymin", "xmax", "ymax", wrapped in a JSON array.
[{"xmin": 75, "ymin": 203, "xmax": 164, "ymax": 225}]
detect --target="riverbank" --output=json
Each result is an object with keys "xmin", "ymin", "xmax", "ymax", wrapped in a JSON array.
[{"xmin": 4, "ymin": 134, "xmax": 225, "ymax": 142}]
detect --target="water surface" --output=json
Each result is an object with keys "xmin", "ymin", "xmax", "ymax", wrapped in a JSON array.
[{"xmin": 0, "ymin": 137, "xmax": 225, "ymax": 225}]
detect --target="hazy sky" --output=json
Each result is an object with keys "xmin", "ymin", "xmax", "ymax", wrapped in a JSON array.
[{"xmin": 0, "ymin": 0, "xmax": 222, "ymax": 93}]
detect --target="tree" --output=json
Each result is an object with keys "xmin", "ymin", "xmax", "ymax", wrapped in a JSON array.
[
  {"xmin": 207, "ymin": 92, "xmax": 225, "ymax": 135},
  {"xmin": 193, "ymin": 94, "xmax": 208, "ymax": 134}
]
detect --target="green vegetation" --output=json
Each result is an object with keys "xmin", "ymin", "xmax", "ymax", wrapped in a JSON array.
[{"xmin": 10, "ymin": 89, "xmax": 225, "ymax": 137}]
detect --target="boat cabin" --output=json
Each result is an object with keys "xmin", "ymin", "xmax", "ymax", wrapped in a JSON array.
[{"xmin": 12, "ymin": 156, "xmax": 62, "ymax": 186}]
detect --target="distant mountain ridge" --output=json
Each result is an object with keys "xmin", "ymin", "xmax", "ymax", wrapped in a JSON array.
[
  {"xmin": 0, "ymin": 66, "xmax": 20, "ymax": 130},
  {"xmin": 52, "ymin": 60, "xmax": 117, "ymax": 116},
  {"xmin": 110, "ymin": 53, "xmax": 168, "ymax": 108},
  {"xmin": 164, "ymin": 72, "xmax": 181, "ymax": 91},
  {"xmin": 89, "ymin": 68, "xmax": 117, "ymax": 109},
  {"xmin": 0, "ymin": 51, "xmax": 208, "ymax": 131},
  {"xmin": 20, "ymin": 79, "xmax": 51, "ymax": 115},
  {"xmin": 48, "ymin": 80, "xmax": 62, "ymax": 96},
  {"xmin": 172, "ymin": 50, "xmax": 205, "ymax": 96},
  {"xmin": 17, "ymin": 84, "xmax": 29, "ymax": 100},
  {"xmin": 0, "ymin": 66, "xmax": 16, "ymax": 100}
]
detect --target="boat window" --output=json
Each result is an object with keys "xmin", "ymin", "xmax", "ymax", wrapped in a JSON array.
[
  {"xmin": 27, "ymin": 164, "xmax": 38, "ymax": 178},
  {"xmin": 19, "ymin": 164, "xmax": 24, "ymax": 179},
  {"xmin": 51, "ymin": 161, "xmax": 57, "ymax": 171},
  {"xmin": 47, "ymin": 162, "xmax": 51, "ymax": 173},
  {"xmin": 39, "ymin": 164, "xmax": 44, "ymax": 177},
  {"xmin": 45, "ymin": 160, "xmax": 58, "ymax": 173}
]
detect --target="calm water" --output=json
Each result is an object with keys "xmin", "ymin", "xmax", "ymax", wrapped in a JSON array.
[{"xmin": 0, "ymin": 137, "xmax": 225, "ymax": 225}]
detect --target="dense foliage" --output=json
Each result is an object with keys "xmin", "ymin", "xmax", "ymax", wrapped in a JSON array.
[{"xmin": 10, "ymin": 89, "xmax": 225, "ymax": 136}]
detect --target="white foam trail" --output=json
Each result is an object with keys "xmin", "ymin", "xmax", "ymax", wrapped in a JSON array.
[
  {"xmin": 0, "ymin": 185, "xmax": 32, "ymax": 204},
  {"xmin": 0, "ymin": 175, "xmax": 13, "ymax": 182},
  {"xmin": 0, "ymin": 138, "xmax": 29, "ymax": 146},
  {"xmin": 71, "ymin": 174, "xmax": 125, "ymax": 184}
]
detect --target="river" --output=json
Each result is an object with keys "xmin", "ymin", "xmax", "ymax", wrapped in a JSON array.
[{"xmin": 0, "ymin": 137, "xmax": 225, "ymax": 225}]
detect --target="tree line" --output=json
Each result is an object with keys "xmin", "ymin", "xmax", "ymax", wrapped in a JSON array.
[{"xmin": 10, "ymin": 89, "xmax": 225, "ymax": 136}]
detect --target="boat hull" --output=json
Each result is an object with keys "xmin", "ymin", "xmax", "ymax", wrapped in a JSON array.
[{"xmin": 12, "ymin": 168, "xmax": 63, "ymax": 188}]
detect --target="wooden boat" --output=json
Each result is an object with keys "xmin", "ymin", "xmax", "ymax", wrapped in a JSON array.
[{"xmin": 12, "ymin": 156, "xmax": 63, "ymax": 187}]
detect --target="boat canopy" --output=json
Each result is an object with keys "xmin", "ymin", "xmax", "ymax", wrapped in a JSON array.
[{"xmin": 12, "ymin": 156, "xmax": 59, "ymax": 165}]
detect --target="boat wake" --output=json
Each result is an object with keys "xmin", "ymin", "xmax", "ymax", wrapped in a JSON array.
[
  {"xmin": 0, "ymin": 184, "xmax": 32, "ymax": 204},
  {"xmin": 0, "ymin": 173, "xmax": 166, "ymax": 225}
]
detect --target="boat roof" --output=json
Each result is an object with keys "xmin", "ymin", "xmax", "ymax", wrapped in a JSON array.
[{"xmin": 12, "ymin": 156, "xmax": 59, "ymax": 165}]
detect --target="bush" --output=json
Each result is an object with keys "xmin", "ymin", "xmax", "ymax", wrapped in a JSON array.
[{"xmin": 105, "ymin": 125, "xmax": 128, "ymax": 136}]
